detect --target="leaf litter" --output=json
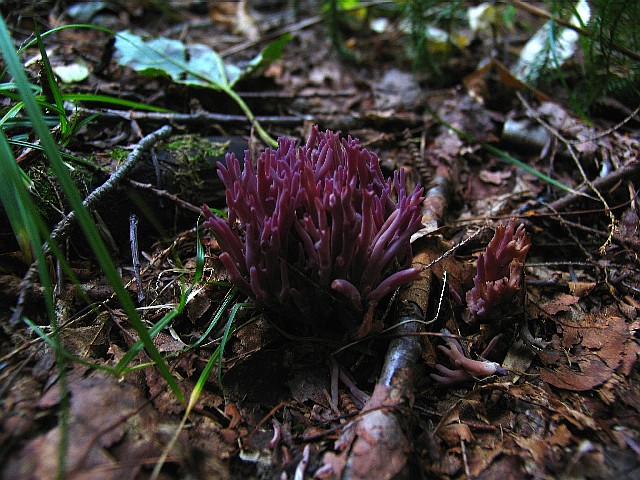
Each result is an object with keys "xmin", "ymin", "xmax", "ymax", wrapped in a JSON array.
[{"xmin": 1, "ymin": 2, "xmax": 639, "ymax": 479}]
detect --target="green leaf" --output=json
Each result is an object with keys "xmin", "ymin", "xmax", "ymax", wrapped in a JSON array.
[
  {"xmin": 114, "ymin": 31, "xmax": 290, "ymax": 89},
  {"xmin": 240, "ymin": 33, "xmax": 291, "ymax": 82},
  {"xmin": 114, "ymin": 31, "xmax": 227, "ymax": 88},
  {"xmin": 113, "ymin": 30, "xmax": 288, "ymax": 146}
]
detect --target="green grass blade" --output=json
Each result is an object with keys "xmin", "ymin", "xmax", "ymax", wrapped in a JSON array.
[
  {"xmin": 113, "ymin": 293, "xmax": 186, "ymax": 372},
  {"xmin": 35, "ymin": 26, "xmax": 68, "ymax": 135},
  {"xmin": 216, "ymin": 302, "xmax": 250, "ymax": 387},
  {"xmin": 194, "ymin": 225, "xmax": 205, "ymax": 284},
  {"xmin": 0, "ymin": 101, "xmax": 25, "ymax": 127},
  {"xmin": 479, "ymin": 141, "xmax": 592, "ymax": 199},
  {"xmin": 149, "ymin": 294, "xmax": 251, "ymax": 479},
  {"xmin": 433, "ymin": 111, "xmax": 596, "ymax": 199},
  {"xmin": 0, "ymin": 123, "xmax": 67, "ymax": 479},
  {"xmin": 0, "ymin": 81, "xmax": 41, "ymax": 93},
  {"xmin": 22, "ymin": 318, "xmax": 120, "ymax": 372},
  {"xmin": 0, "ymin": 15, "xmax": 184, "ymax": 403},
  {"xmin": 62, "ymin": 93, "xmax": 174, "ymax": 112},
  {"xmin": 15, "ymin": 23, "xmax": 118, "ymax": 53},
  {"xmin": 6, "ymin": 138, "xmax": 105, "ymax": 169},
  {"xmin": 190, "ymin": 287, "xmax": 238, "ymax": 350}
]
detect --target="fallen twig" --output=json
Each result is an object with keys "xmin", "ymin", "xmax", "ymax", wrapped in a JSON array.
[
  {"xmin": 12, "ymin": 125, "xmax": 173, "ymax": 324},
  {"xmin": 129, "ymin": 214, "xmax": 144, "ymax": 303},
  {"xmin": 517, "ymin": 93, "xmax": 616, "ymax": 253},
  {"xmin": 71, "ymin": 106, "xmax": 422, "ymax": 132},
  {"xmin": 73, "ymin": 106, "xmax": 305, "ymax": 125},
  {"xmin": 320, "ymin": 297, "xmax": 428, "ymax": 479},
  {"xmin": 536, "ymin": 161, "xmax": 640, "ymax": 214},
  {"xmin": 123, "ymin": 178, "xmax": 201, "ymax": 214},
  {"xmin": 220, "ymin": 15, "xmax": 323, "ymax": 58},
  {"xmin": 51, "ymin": 125, "xmax": 173, "ymax": 243}
]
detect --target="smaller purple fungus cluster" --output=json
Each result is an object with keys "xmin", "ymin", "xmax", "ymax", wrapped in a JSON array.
[
  {"xmin": 202, "ymin": 126, "xmax": 425, "ymax": 338},
  {"xmin": 466, "ymin": 218, "xmax": 531, "ymax": 321},
  {"xmin": 432, "ymin": 220, "xmax": 531, "ymax": 385}
]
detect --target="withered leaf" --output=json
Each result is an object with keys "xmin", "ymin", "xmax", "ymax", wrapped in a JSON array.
[{"xmin": 540, "ymin": 308, "xmax": 630, "ymax": 391}]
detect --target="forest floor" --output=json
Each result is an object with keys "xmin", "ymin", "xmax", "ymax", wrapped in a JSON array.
[{"xmin": 1, "ymin": 2, "xmax": 639, "ymax": 479}]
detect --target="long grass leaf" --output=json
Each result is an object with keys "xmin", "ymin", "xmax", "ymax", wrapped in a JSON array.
[
  {"xmin": 216, "ymin": 303, "xmax": 249, "ymax": 387},
  {"xmin": 0, "ymin": 101, "xmax": 25, "ymax": 126},
  {"xmin": 0, "ymin": 15, "xmax": 184, "ymax": 403},
  {"xmin": 114, "ymin": 296, "xmax": 185, "ymax": 372},
  {"xmin": 149, "ymin": 295, "xmax": 239, "ymax": 480},
  {"xmin": 0, "ymin": 118, "xmax": 67, "ymax": 480},
  {"xmin": 433, "ymin": 111, "xmax": 595, "ymax": 199},
  {"xmin": 22, "ymin": 318, "xmax": 120, "ymax": 372},
  {"xmin": 35, "ymin": 27, "xmax": 68, "ymax": 134},
  {"xmin": 62, "ymin": 93, "xmax": 174, "ymax": 112}
]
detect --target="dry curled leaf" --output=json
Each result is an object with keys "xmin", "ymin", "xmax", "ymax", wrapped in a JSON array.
[{"xmin": 540, "ymin": 307, "xmax": 630, "ymax": 391}]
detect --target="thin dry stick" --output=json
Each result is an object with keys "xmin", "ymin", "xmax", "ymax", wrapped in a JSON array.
[
  {"xmin": 371, "ymin": 135, "xmax": 460, "ymax": 376},
  {"xmin": 219, "ymin": 0, "xmax": 395, "ymax": 58},
  {"xmin": 123, "ymin": 178, "xmax": 201, "ymax": 213},
  {"xmin": 420, "ymin": 227, "xmax": 486, "ymax": 272},
  {"xmin": 220, "ymin": 15, "xmax": 323, "ymax": 57},
  {"xmin": 73, "ymin": 106, "xmax": 305, "ymax": 125},
  {"xmin": 50, "ymin": 125, "xmax": 173, "ymax": 242},
  {"xmin": 460, "ymin": 432, "xmax": 471, "ymax": 479},
  {"xmin": 564, "ymin": 103, "xmax": 640, "ymax": 145},
  {"xmin": 542, "ymin": 202, "xmax": 595, "ymax": 262},
  {"xmin": 541, "ymin": 162, "xmax": 639, "ymax": 213},
  {"xmin": 12, "ymin": 125, "xmax": 173, "ymax": 324},
  {"xmin": 71, "ymin": 106, "xmax": 422, "ymax": 131},
  {"xmin": 130, "ymin": 214, "xmax": 144, "ymax": 303},
  {"xmin": 517, "ymin": 93, "xmax": 615, "ymax": 253}
]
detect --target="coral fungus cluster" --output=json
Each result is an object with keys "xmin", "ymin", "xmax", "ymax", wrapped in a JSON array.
[
  {"xmin": 431, "ymin": 219, "xmax": 531, "ymax": 385},
  {"xmin": 466, "ymin": 218, "xmax": 531, "ymax": 321},
  {"xmin": 202, "ymin": 126, "xmax": 425, "ymax": 338}
]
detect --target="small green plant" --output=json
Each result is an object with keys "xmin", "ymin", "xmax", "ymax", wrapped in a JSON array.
[
  {"xmin": 0, "ymin": 13, "xmax": 183, "ymax": 381},
  {"xmin": 401, "ymin": 0, "xmax": 465, "ymax": 76},
  {"xmin": 322, "ymin": 0, "xmax": 364, "ymax": 60},
  {"xmin": 0, "ymin": 17, "xmax": 236, "ymax": 477},
  {"xmin": 113, "ymin": 30, "xmax": 291, "ymax": 147},
  {"xmin": 109, "ymin": 147, "xmax": 129, "ymax": 162},
  {"xmin": 494, "ymin": 0, "xmax": 639, "ymax": 111},
  {"xmin": 578, "ymin": 0, "xmax": 640, "ymax": 108}
]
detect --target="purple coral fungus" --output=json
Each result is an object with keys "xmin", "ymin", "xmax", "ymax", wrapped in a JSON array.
[
  {"xmin": 430, "ymin": 329, "xmax": 507, "ymax": 385},
  {"xmin": 202, "ymin": 126, "xmax": 425, "ymax": 338},
  {"xmin": 466, "ymin": 218, "xmax": 531, "ymax": 321}
]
